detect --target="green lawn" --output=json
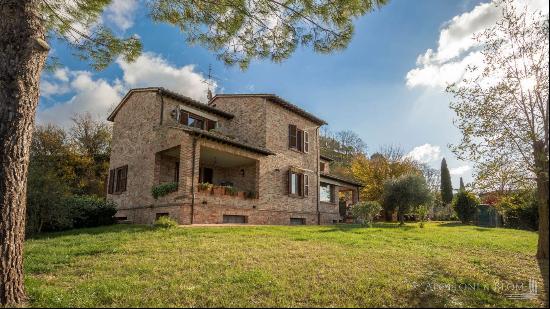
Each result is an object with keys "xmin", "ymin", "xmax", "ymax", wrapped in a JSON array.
[{"xmin": 24, "ymin": 222, "xmax": 544, "ymax": 307}]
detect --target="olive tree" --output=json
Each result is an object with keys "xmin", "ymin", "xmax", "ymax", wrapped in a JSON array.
[{"xmin": 382, "ymin": 174, "xmax": 432, "ymax": 226}]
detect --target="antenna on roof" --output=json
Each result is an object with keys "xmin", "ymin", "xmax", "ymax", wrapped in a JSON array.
[{"xmin": 202, "ymin": 64, "xmax": 215, "ymax": 102}]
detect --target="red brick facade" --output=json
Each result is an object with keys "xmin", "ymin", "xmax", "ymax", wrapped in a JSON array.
[{"xmin": 107, "ymin": 88, "xmax": 360, "ymax": 225}]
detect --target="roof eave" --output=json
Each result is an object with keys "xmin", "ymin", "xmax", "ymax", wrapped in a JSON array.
[
  {"xmin": 171, "ymin": 125, "xmax": 275, "ymax": 156},
  {"xmin": 107, "ymin": 87, "xmax": 235, "ymax": 122},
  {"xmin": 320, "ymin": 173, "xmax": 363, "ymax": 187},
  {"xmin": 210, "ymin": 94, "xmax": 327, "ymax": 126}
]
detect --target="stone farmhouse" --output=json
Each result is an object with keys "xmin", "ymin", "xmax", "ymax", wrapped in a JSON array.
[{"xmin": 106, "ymin": 87, "xmax": 361, "ymax": 225}]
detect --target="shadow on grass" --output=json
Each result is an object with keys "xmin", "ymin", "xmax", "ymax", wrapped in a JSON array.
[
  {"xmin": 319, "ymin": 222, "xmax": 417, "ymax": 233},
  {"xmin": 436, "ymin": 222, "xmax": 467, "ymax": 228},
  {"xmin": 27, "ymin": 224, "xmax": 152, "ymax": 240}
]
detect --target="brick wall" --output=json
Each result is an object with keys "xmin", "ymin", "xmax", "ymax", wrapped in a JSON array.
[{"xmin": 108, "ymin": 91, "xmax": 344, "ymax": 225}]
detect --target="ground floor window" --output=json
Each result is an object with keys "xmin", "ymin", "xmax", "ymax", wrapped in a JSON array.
[
  {"xmin": 108, "ymin": 165, "xmax": 128, "ymax": 194},
  {"xmin": 223, "ymin": 215, "xmax": 247, "ymax": 224},
  {"xmin": 288, "ymin": 170, "xmax": 308, "ymax": 197},
  {"xmin": 156, "ymin": 213, "xmax": 169, "ymax": 220},
  {"xmin": 320, "ymin": 182, "xmax": 336, "ymax": 203},
  {"xmin": 290, "ymin": 218, "xmax": 306, "ymax": 225}
]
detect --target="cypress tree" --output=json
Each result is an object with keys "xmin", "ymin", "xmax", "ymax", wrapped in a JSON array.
[
  {"xmin": 459, "ymin": 177, "xmax": 465, "ymax": 191},
  {"xmin": 440, "ymin": 158, "xmax": 453, "ymax": 204}
]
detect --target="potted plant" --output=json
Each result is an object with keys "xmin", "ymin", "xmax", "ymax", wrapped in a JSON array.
[
  {"xmin": 212, "ymin": 185, "xmax": 225, "ymax": 196},
  {"xmin": 225, "ymin": 186, "xmax": 238, "ymax": 197},
  {"xmin": 246, "ymin": 191, "xmax": 258, "ymax": 199},
  {"xmin": 198, "ymin": 182, "xmax": 213, "ymax": 194}
]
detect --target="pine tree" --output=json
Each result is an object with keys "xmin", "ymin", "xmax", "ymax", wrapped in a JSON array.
[{"xmin": 440, "ymin": 158, "xmax": 453, "ymax": 205}]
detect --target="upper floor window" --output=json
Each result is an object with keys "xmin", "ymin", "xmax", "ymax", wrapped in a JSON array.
[
  {"xmin": 108, "ymin": 165, "xmax": 128, "ymax": 194},
  {"xmin": 320, "ymin": 162, "xmax": 326, "ymax": 173},
  {"xmin": 288, "ymin": 124, "xmax": 309, "ymax": 153},
  {"xmin": 187, "ymin": 114, "xmax": 204, "ymax": 129},
  {"xmin": 179, "ymin": 110, "xmax": 217, "ymax": 131}
]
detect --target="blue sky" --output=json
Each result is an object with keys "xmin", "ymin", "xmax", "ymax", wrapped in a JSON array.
[{"xmin": 36, "ymin": 0, "xmax": 549, "ymax": 188}]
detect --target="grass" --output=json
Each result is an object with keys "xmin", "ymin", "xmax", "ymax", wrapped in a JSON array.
[{"xmin": 24, "ymin": 222, "xmax": 545, "ymax": 307}]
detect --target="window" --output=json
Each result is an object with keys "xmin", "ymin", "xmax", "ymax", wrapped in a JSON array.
[
  {"xmin": 320, "ymin": 182, "xmax": 335, "ymax": 203},
  {"xmin": 288, "ymin": 170, "xmax": 308, "ymax": 197},
  {"xmin": 320, "ymin": 162, "xmax": 326, "ymax": 173},
  {"xmin": 200, "ymin": 167, "xmax": 213, "ymax": 184},
  {"xmin": 304, "ymin": 131, "xmax": 309, "ymax": 153},
  {"xmin": 179, "ymin": 110, "xmax": 216, "ymax": 130},
  {"xmin": 297, "ymin": 129, "xmax": 303, "ymax": 152},
  {"xmin": 289, "ymin": 124, "xmax": 297, "ymax": 148},
  {"xmin": 223, "ymin": 215, "xmax": 247, "ymax": 224},
  {"xmin": 206, "ymin": 119, "xmax": 217, "ymax": 131},
  {"xmin": 304, "ymin": 174, "xmax": 309, "ymax": 196},
  {"xmin": 174, "ymin": 161, "xmax": 180, "ymax": 183},
  {"xmin": 188, "ymin": 115, "xmax": 204, "ymax": 129},
  {"xmin": 290, "ymin": 218, "xmax": 306, "ymax": 225},
  {"xmin": 108, "ymin": 165, "xmax": 128, "ymax": 194},
  {"xmin": 156, "ymin": 213, "xmax": 170, "ymax": 220},
  {"xmin": 288, "ymin": 124, "xmax": 308, "ymax": 153}
]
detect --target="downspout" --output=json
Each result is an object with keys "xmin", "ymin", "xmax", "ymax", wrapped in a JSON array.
[
  {"xmin": 316, "ymin": 126, "xmax": 321, "ymax": 225},
  {"xmin": 190, "ymin": 136, "xmax": 197, "ymax": 224},
  {"xmin": 159, "ymin": 89, "xmax": 165, "ymax": 125}
]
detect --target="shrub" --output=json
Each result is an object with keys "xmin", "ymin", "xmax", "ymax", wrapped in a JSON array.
[
  {"xmin": 452, "ymin": 191, "xmax": 479, "ymax": 224},
  {"xmin": 497, "ymin": 190, "xmax": 538, "ymax": 230},
  {"xmin": 154, "ymin": 216, "xmax": 178, "ymax": 229},
  {"xmin": 351, "ymin": 201, "xmax": 382, "ymax": 227},
  {"xmin": 416, "ymin": 205, "xmax": 430, "ymax": 228},
  {"xmin": 151, "ymin": 182, "xmax": 178, "ymax": 199},
  {"xmin": 67, "ymin": 195, "xmax": 117, "ymax": 228}
]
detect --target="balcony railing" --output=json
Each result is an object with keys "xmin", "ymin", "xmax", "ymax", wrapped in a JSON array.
[{"xmin": 197, "ymin": 183, "xmax": 258, "ymax": 200}]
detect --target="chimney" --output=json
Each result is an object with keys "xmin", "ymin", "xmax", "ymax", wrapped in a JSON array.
[{"xmin": 207, "ymin": 89, "xmax": 213, "ymax": 102}]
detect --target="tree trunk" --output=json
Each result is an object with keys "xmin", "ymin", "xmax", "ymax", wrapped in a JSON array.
[
  {"xmin": 533, "ymin": 140, "xmax": 549, "ymax": 306},
  {"xmin": 0, "ymin": 0, "xmax": 48, "ymax": 306},
  {"xmin": 534, "ymin": 141, "xmax": 549, "ymax": 259},
  {"xmin": 398, "ymin": 211, "xmax": 404, "ymax": 226}
]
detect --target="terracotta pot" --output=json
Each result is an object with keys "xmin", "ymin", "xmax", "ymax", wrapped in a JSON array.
[
  {"xmin": 198, "ymin": 186, "xmax": 211, "ymax": 194},
  {"xmin": 237, "ymin": 191, "xmax": 246, "ymax": 199},
  {"xmin": 212, "ymin": 186, "xmax": 225, "ymax": 196}
]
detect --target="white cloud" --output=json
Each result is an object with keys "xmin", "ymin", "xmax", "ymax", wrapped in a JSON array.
[
  {"xmin": 38, "ymin": 53, "xmax": 213, "ymax": 126},
  {"xmin": 117, "ymin": 53, "xmax": 214, "ymax": 102},
  {"xmin": 38, "ymin": 71, "xmax": 124, "ymax": 127},
  {"xmin": 104, "ymin": 0, "xmax": 139, "ymax": 31},
  {"xmin": 40, "ymin": 79, "xmax": 70, "ymax": 98},
  {"xmin": 405, "ymin": 143, "xmax": 441, "ymax": 163},
  {"xmin": 450, "ymin": 165, "xmax": 472, "ymax": 175},
  {"xmin": 406, "ymin": 0, "xmax": 549, "ymax": 89},
  {"xmin": 53, "ymin": 68, "xmax": 70, "ymax": 82}
]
